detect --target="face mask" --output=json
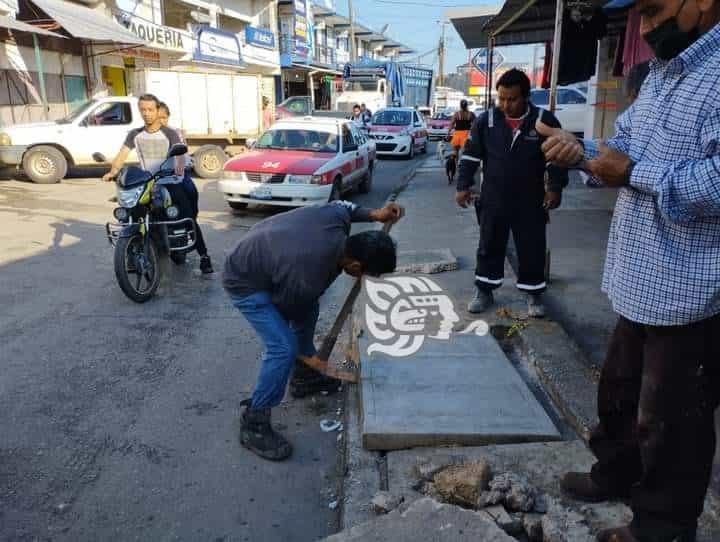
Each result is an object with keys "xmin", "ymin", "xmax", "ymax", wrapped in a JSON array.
[{"xmin": 643, "ymin": 0, "xmax": 701, "ymax": 61}]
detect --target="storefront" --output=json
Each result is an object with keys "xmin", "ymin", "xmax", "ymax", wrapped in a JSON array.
[{"xmin": 95, "ymin": 9, "xmax": 195, "ymax": 96}]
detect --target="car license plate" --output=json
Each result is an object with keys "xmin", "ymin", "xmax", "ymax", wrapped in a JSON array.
[{"xmin": 249, "ymin": 187, "xmax": 272, "ymax": 200}]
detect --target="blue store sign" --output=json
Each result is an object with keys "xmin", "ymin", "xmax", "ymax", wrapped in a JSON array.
[
  {"xmin": 194, "ymin": 27, "xmax": 243, "ymax": 66},
  {"xmin": 245, "ymin": 26, "xmax": 275, "ymax": 49}
]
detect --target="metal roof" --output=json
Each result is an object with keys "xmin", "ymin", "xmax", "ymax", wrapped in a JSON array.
[
  {"xmin": 447, "ymin": 0, "xmax": 625, "ymax": 48},
  {"xmin": 0, "ymin": 13, "xmax": 64, "ymax": 37},
  {"xmin": 27, "ymin": 0, "xmax": 144, "ymax": 44}
]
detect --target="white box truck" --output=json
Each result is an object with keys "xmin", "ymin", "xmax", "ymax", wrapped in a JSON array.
[{"xmin": 0, "ymin": 69, "xmax": 263, "ymax": 183}]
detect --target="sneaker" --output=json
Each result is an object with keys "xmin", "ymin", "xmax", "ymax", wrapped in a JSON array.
[
  {"xmin": 468, "ymin": 288, "xmax": 494, "ymax": 313},
  {"xmin": 239, "ymin": 400, "xmax": 292, "ymax": 461},
  {"xmin": 527, "ymin": 293, "xmax": 546, "ymax": 318},
  {"xmin": 199, "ymin": 255, "xmax": 213, "ymax": 274}
]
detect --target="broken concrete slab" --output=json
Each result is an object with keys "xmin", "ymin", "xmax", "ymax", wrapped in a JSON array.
[
  {"xmin": 395, "ymin": 248, "xmax": 458, "ymax": 274},
  {"xmin": 482, "ymin": 505, "xmax": 524, "ymax": 536},
  {"xmin": 542, "ymin": 498, "xmax": 593, "ymax": 542},
  {"xmin": 371, "ymin": 491, "xmax": 404, "ymax": 515},
  {"xmin": 385, "ymin": 441, "xmax": 720, "ymax": 541},
  {"xmin": 357, "ymin": 328, "xmax": 561, "ymax": 450},
  {"xmin": 433, "ymin": 460, "xmax": 492, "ymax": 508},
  {"xmin": 322, "ymin": 497, "xmax": 516, "ymax": 542}
]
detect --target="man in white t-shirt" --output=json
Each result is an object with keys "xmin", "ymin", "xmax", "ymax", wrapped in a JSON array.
[{"xmin": 103, "ymin": 94, "xmax": 213, "ymax": 274}]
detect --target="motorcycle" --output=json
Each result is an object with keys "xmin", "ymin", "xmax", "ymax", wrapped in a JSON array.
[{"xmin": 97, "ymin": 144, "xmax": 197, "ymax": 303}]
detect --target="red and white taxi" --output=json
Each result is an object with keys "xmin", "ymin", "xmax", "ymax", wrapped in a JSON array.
[
  {"xmin": 218, "ymin": 117, "xmax": 376, "ymax": 210},
  {"xmin": 367, "ymin": 107, "xmax": 428, "ymax": 159},
  {"xmin": 427, "ymin": 110, "xmax": 454, "ymax": 140}
]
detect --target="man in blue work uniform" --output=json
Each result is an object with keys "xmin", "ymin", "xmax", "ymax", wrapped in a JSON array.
[
  {"xmin": 538, "ymin": 0, "xmax": 720, "ymax": 539},
  {"xmin": 455, "ymin": 69, "xmax": 568, "ymax": 318}
]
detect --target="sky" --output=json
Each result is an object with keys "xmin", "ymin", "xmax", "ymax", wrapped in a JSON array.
[{"xmin": 340, "ymin": 0, "xmax": 536, "ymax": 75}]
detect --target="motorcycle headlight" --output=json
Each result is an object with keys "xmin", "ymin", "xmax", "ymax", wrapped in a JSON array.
[
  {"xmin": 166, "ymin": 205, "xmax": 179, "ymax": 219},
  {"xmin": 113, "ymin": 207, "xmax": 129, "ymax": 221},
  {"xmin": 117, "ymin": 185, "xmax": 145, "ymax": 208},
  {"xmin": 0, "ymin": 133, "xmax": 11, "ymax": 146},
  {"xmin": 287, "ymin": 174, "xmax": 313, "ymax": 184}
]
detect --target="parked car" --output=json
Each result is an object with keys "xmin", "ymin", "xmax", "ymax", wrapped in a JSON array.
[
  {"xmin": 427, "ymin": 110, "xmax": 454, "ymax": 140},
  {"xmin": 367, "ymin": 107, "xmax": 428, "ymax": 159},
  {"xmin": 275, "ymin": 96, "xmax": 312, "ymax": 120},
  {"xmin": 530, "ymin": 86, "xmax": 589, "ymax": 136},
  {"xmin": 218, "ymin": 117, "xmax": 375, "ymax": 211}
]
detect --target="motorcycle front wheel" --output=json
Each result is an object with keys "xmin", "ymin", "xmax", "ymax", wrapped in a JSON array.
[{"xmin": 114, "ymin": 234, "xmax": 161, "ymax": 303}]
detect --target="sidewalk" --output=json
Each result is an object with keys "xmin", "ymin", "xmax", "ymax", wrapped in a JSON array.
[{"xmin": 333, "ymin": 158, "xmax": 720, "ymax": 541}]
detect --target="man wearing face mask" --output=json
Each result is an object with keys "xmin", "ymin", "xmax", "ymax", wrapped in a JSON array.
[{"xmin": 535, "ymin": 0, "xmax": 720, "ymax": 540}]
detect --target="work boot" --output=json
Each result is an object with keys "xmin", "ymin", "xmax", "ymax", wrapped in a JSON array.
[
  {"xmin": 527, "ymin": 293, "xmax": 546, "ymax": 318},
  {"xmin": 290, "ymin": 363, "xmax": 341, "ymax": 398},
  {"xmin": 239, "ymin": 399, "xmax": 292, "ymax": 461},
  {"xmin": 560, "ymin": 472, "xmax": 628, "ymax": 503},
  {"xmin": 199, "ymin": 255, "xmax": 214, "ymax": 274},
  {"xmin": 468, "ymin": 288, "xmax": 494, "ymax": 313},
  {"xmin": 596, "ymin": 525, "xmax": 697, "ymax": 542}
]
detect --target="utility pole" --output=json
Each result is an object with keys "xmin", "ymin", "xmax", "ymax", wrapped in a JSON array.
[
  {"xmin": 348, "ymin": 0, "xmax": 357, "ymax": 61},
  {"xmin": 438, "ymin": 21, "xmax": 447, "ymax": 87}
]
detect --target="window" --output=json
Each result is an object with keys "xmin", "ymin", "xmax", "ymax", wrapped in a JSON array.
[
  {"xmin": 86, "ymin": 102, "xmax": 132, "ymax": 126},
  {"xmin": 371, "ymin": 110, "xmax": 411, "ymax": 126},
  {"xmin": 256, "ymin": 129, "xmax": 337, "ymax": 152},
  {"xmin": 285, "ymin": 98, "xmax": 308, "ymax": 113},
  {"xmin": 558, "ymin": 89, "xmax": 587, "ymax": 105},
  {"xmin": 530, "ymin": 89, "xmax": 549, "ymax": 106},
  {"xmin": 342, "ymin": 125, "xmax": 355, "ymax": 150},
  {"xmin": 350, "ymin": 124, "xmax": 365, "ymax": 146}
]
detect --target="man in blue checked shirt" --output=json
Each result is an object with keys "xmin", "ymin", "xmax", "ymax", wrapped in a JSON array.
[{"xmin": 537, "ymin": 0, "xmax": 720, "ymax": 540}]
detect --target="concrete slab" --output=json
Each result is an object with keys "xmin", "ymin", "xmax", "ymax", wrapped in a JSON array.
[
  {"xmin": 323, "ymin": 497, "xmax": 515, "ymax": 542},
  {"xmin": 357, "ymin": 313, "xmax": 561, "ymax": 449},
  {"xmin": 385, "ymin": 441, "xmax": 720, "ymax": 541},
  {"xmin": 395, "ymin": 248, "xmax": 458, "ymax": 274}
]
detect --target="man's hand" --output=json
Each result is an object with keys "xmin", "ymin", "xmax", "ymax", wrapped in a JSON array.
[
  {"xmin": 102, "ymin": 171, "xmax": 116, "ymax": 183},
  {"xmin": 536, "ymin": 119, "xmax": 584, "ymax": 167},
  {"xmin": 456, "ymin": 190, "xmax": 473, "ymax": 208},
  {"xmin": 371, "ymin": 203, "xmax": 405, "ymax": 224},
  {"xmin": 586, "ymin": 144, "xmax": 632, "ymax": 187},
  {"xmin": 543, "ymin": 191, "xmax": 561, "ymax": 210},
  {"xmin": 174, "ymin": 156, "xmax": 185, "ymax": 177}
]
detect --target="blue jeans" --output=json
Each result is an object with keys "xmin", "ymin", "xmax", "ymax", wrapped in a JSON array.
[{"xmin": 231, "ymin": 291, "xmax": 318, "ymax": 409}]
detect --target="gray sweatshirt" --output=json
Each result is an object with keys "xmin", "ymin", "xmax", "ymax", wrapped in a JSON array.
[{"xmin": 223, "ymin": 201, "xmax": 373, "ymax": 321}]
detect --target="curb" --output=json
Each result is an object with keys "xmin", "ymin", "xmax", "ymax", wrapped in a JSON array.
[{"xmin": 337, "ymin": 157, "xmax": 424, "ymax": 531}]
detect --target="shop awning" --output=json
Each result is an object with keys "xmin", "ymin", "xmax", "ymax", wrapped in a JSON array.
[
  {"xmin": 26, "ymin": 0, "xmax": 144, "ymax": 45},
  {"xmin": 0, "ymin": 14, "xmax": 64, "ymax": 37},
  {"xmin": 448, "ymin": 0, "xmax": 625, "ymax": 48}
]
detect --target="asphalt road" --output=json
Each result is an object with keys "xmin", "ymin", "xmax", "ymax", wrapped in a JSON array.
[{"xmin": 0, "ymin": 148, "xmax": 428, "ymax": 542}]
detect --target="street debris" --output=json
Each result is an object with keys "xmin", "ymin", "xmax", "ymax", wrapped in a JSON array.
[
  {"xmin": 328, "ymin": 500, "xmax": 339, "ymax": 510},
  {"xmin": 482, "ymin": 472, "xmax": 536, "ymax": 512},
  {"xmin": 320, "ymin": 420, "xmax": 343, "ymax": 432},
  {"xmin": 409, "ymin": 457, "xmax": 595, "ymax": 542},
  {"xmin": 541, "ymin": 499, "xmax": 593, "ymax": 542},
  {"xmin": 370, "ymin": 491, "xmax": 404, "ymax": 514},
  {"xmin": 432, "ymin": 460, "xmax": 492, "ymax": 508}
]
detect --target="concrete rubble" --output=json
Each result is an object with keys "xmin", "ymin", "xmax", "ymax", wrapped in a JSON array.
[
  {"xmin": 371, "ymin": 491, "xmax": 404, "ymax": 515},
  {"xmin": 432, "ymin": 460, "xmax": 493, "ymax": 508},
  {"xmin": 322, "ymin": 497, "xmax": 515, "ymax": 542}
]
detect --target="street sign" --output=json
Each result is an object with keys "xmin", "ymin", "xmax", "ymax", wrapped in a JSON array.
[{"xmin": 472, "ymin": 49, "xmax": 505, "ymax": 75}]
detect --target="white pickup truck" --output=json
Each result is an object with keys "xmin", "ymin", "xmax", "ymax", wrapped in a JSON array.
[{"xmin": 0, "ymin": 69, "xmax": 264, "ymax": 183}]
